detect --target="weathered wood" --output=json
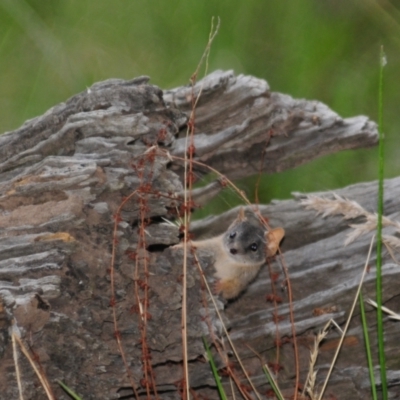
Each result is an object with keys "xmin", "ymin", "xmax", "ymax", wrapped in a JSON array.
[
  {"xmin": 0, "ymin": 70, "xmax": 395, "ymax": 400},
  {"xmin": 166, "ymin": 70, "xmax": 377, "ymax": 180},
  {"xmin": 193, "ymin": 178, "xmax": 400, "ymax": 399}
]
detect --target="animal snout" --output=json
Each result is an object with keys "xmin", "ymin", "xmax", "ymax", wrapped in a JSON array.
[{"xmin": 230, "ymin": 248, "xmax": 238, "ymax": 255}]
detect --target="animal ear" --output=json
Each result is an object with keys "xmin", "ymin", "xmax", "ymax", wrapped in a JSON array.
[
  {"xmin": 236, "ymin": 207, "xmax": 246, "ymax": 222},
  {"xmin": 266, "ymin": 227, "xmax": 285, "ymax": 257}
]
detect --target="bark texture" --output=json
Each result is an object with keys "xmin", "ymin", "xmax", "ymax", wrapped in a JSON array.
[{"xmin": 0, "ymin": 70, "xmax": 397, "ymax": 400}]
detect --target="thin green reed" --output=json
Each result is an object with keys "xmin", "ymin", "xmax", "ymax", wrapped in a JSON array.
[{"xmin": 376, "ymin": 45, "xmax": 387, "ymax": 399}]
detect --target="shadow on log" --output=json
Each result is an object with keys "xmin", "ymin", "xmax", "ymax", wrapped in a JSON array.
[{"xmin": 0, "ymin": 70, "xmax": 398, "ymax": 400}]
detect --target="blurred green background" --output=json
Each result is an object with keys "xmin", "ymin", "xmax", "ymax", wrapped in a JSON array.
[{"xmin": 1, "ymin": 0, "xmax": 399, "ymax": 216}]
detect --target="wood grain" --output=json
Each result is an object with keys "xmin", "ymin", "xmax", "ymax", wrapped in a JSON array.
[{"xmin": 0, "ymin": 70, "xmax": 395, "ymax": 400}]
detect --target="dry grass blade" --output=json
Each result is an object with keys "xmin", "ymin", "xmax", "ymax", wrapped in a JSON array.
[
  {"xmin": 181, "ymin": 18, "xmax": 220, "ymax": 400},
  {"xmin": 382, "ymin": 234, "xmax": 400, "ymax": 250},
  {"xmin": 192, "ymin": 252, "xmax": 262, "ymax": 400},
  {"xmin": 345, "ymin": 220, "xmax": 377, "ymax": 245},
  {"xmin": 11, "ymin": 323, "xmax": 24, "ymax": 400},
  {"xmin": 316, "ymin": 234, "xmax": 375, "ymax": 400},
  {"xmin": 303, "ymin": 320, "xmax": 331, "ymax": 400},
  {"xmin": 302, "ymin": 194, "xmax": 400, "ymax": 246},
  {"xmin": 12, "ymin": 321, "xmax": 55, "ymax": 400},
  {"xmin": 366, "ymin": 298, "xmax": 400, "ymax": 321},
  {"xmin": 382, "ymin": 234, "xmax": 400, "ymax": 263},
  {"xmin": 346, "ymin": 213, "xmax": 399, "ymax": 245},
  {"xmin": 300, "ymin": 194, "xmax": 368, "ymax": 219}
]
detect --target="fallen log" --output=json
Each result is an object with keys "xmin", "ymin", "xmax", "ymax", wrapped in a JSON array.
[{"xmin": 1, "ymin": 70, "xmax": 396, "ymax": 400}]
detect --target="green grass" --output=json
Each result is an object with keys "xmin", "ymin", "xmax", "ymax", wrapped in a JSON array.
[
  {"xmin": 202, "ymin": 337, "xmax": 228, "ymax": 400},
  {"xmin": 359, "ymin": 291, "xmax": 378, "ymax": 400},
  {"xmin": 1, "ymin": 1, "xmax": 400, "ymax": 205},
  {"xmin": 360, "ymin": 43, "xmax": 388, "ymax": 400},
  {"xmin": 58, "ymin": 380, "xmax": 83, "ymax": 400},
  {"xmin": 262, "ymin": 364, "xmax": 285, "ymax": 400},
  {"xmin": 376, "ymin": 44, "xmax": 387, "ymax": 400}
]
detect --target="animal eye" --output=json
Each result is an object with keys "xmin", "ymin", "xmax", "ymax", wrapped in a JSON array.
[
  {"xmin": 229, "ymin": 232, "xmax": 236, "ymax": 239},
  {"xmin": 250, "ymin": 243, "xmax": 258, "ymax": 251}
]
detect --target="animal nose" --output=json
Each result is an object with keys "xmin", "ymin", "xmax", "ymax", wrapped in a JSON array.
[{"xmin": 230, "ymin": 248, "xmax": 237, "ymax": 255}]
